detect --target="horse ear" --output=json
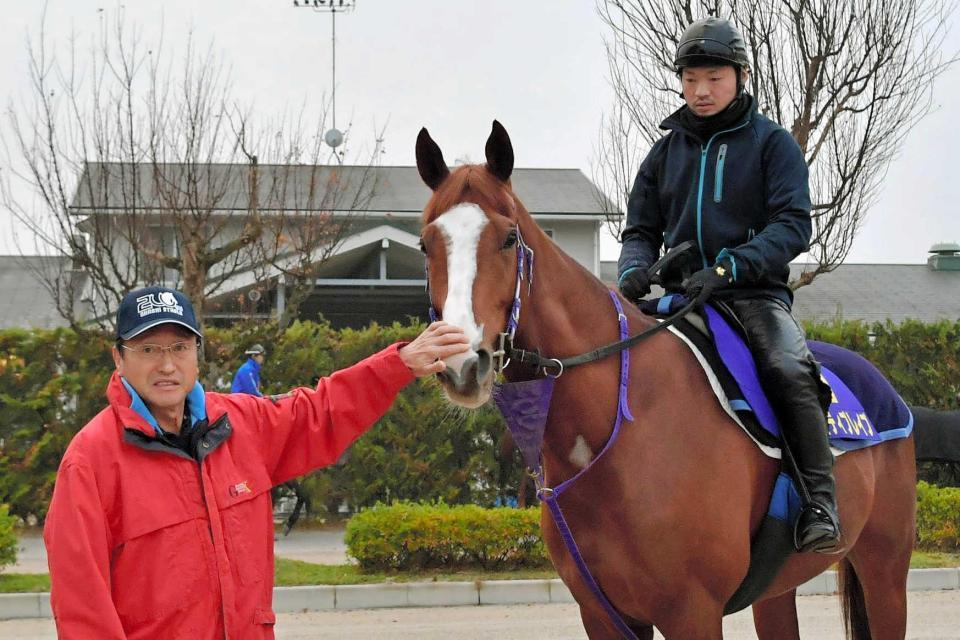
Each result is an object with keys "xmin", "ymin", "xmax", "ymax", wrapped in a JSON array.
[
  {"xmin": 485, "ymin": 120, "xmax": 514, "ymax": 183},
  {"xmin": 416, "ymin": 127, "xmax": 450, "ymax": 191}
]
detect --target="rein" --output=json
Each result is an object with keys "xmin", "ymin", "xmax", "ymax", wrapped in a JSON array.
[{"xmin": 506, "ymin": 297, "xmax": 698, "ymax": 376}]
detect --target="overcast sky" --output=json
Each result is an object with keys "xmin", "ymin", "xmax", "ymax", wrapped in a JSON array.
[{"xmin": 1, "ymin": 0, "xmax": 957, "ymax": 263}]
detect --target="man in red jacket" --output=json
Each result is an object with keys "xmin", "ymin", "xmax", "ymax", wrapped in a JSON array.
[{"xmin": 43, "ymin": 286, "xmax": 469, "ymax": 639}]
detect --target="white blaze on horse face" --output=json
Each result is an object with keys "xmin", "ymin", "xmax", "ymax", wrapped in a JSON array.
[
  {"xmin": 569, "ymin": 435, "xmax": 595, "ymax": 469},
  {"xmin": 434, "ymin": 203, "xmax": 486, "ymax": 351}
]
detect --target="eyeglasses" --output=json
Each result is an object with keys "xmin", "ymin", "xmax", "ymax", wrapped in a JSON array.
[{"xmin": 120, "ymin": 341, "xmax": 198, "ymax": 360}]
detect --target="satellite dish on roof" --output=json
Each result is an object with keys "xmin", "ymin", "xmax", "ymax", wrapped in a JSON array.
[{"xmin": 324, "ymin": 128, "xmax": 344, "ymax": 148}]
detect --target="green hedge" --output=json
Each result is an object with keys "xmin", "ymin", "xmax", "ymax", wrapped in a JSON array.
[
  {"xmin": 0, "ymin": 317, "xmax": 957, "ymax": 523},
  {"xmin": 0, "ymin": 504, "xmax": 17, "ymax": 571},
  {"xmin": 345, "ymin": 502, "xmax": 547, "ymax": 571},
  {"xmin": 0, "ymin": 319, "xmax": 525, "ymax": 522},
  {"xmin": 917, "ymin": 481, "xmax": 960, "ymax": 551},
  {"xmin": 0, "ymin": 328, "xmax": 113, "ymax": 521}
]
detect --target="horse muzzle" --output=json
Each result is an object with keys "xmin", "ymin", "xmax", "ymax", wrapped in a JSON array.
[{"xmin": 436, "ymin": 348, "xmax": 493, "ymax": 407}]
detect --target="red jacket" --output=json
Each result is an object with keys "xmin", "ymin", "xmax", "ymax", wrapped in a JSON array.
[{"xmin": 44, "ymin": 345, "xmax": 414, "ymax": 639}]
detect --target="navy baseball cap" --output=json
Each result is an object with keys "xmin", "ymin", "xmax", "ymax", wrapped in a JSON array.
[{"xmin": 116, "ymin": 286, "xmax": 203, "ymax": 341}]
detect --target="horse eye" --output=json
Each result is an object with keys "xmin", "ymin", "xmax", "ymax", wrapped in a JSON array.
[
  {"xmin": 502, "ymin": 229, "xmax": 518, "ymax": 249},
  {"xmin": 419, "ymin": 239, "xmax": 427, "ymax": 254}
]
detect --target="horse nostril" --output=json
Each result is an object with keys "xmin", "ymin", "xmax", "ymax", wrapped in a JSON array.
[
  {"xmin": 476, "ymin": 349, "xmax": 492, "ymax": 381},
  {"xmin": 461, "ymin": 356, "xmax": 479, "ymax": 388}
]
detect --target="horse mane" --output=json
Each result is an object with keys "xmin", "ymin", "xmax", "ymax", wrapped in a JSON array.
[{"xmin": 421, "ymin": 165, "xmax": 521, "ymax": 225}]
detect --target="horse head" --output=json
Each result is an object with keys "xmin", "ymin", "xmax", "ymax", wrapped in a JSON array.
[{"xmin": 416, "ymin": 120, "xmax": 528, "ymax": 408}]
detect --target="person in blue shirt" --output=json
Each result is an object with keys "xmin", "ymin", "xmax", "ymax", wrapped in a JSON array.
[
  {"xmin": 231, "ymin": 344, "xmax": 266, "ymax": 397},
  {"xmin": 617, "ymin": 17, "xmax": 840, "ymax": 553}
]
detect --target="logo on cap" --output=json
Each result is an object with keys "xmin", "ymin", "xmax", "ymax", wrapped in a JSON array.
[{"xmin": 136, "ymin": 292, "xmax": 184, "ymax": 318}]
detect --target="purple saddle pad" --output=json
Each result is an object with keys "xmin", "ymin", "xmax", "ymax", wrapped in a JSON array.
[{"xmin": 702, "ymin": 305, "xmax": 913, "ymax": 451}]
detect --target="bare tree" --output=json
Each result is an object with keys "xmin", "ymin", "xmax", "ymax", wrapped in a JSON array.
[
  {"xmin": 595, "ymin": 0, "xmax": 956, "ymax": 285},
  {"xmin": 235, "ymin": 111, "xmax": 386, "ymax": 329},
  {"xmin": 1, "ymin": 9, "xmax": 381, "ymax": 329}
]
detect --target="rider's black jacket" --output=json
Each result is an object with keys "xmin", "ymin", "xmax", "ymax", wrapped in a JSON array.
[{"xmin": 617, "ymin": 94, "xmax": 811, "ymax": 306}]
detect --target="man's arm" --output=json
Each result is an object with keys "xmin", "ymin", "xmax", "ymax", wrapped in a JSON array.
[
  {"xmin": 247, "ymin": 322, "xmax": 468, "ymax": 485},
  {"xmin": 715, "ymin": 129, "xmax": 812, "ymax": 283},
  {"xmin": 618, "ymin": 142, "xmax": 666, "ymax": 280},
  {"xmin": 44, "ymin": 463, "xmax": 127, "ymax": 639}
]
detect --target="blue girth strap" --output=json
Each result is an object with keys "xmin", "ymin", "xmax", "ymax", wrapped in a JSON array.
[{"xmin": 537, "ymin": 291, "xmax": 639, "ymax": 639}]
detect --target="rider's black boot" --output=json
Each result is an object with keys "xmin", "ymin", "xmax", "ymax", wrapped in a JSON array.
[{"xmin": 783, "ymin": 411, "xmax": 842, "ymax": 553}]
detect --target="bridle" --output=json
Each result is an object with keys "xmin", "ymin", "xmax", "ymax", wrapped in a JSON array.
[{"xmin": 427, "ymin": 225, "xmax": 542, "ymax": 375}]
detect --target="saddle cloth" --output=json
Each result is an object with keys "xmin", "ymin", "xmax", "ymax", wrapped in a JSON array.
[{"xmin": 644, "ymin": 295, "xmax": 914, "ymax": 458}]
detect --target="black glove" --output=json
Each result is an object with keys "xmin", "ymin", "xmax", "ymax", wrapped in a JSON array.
[
  {"xmin": 681, "ymin": 262, "xmax": 734, "ymax": 301},
  {"xmin": 619, "ymin": 267, "xmax": 651, "ymax": 302}
]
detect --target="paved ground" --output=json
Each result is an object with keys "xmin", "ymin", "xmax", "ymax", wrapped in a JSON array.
[
  {"xmin": 2, "ymin": 591, "xmax": 959, "ymax": 639},
  {"xmin": 10, "ymin": 525, "xmax": 351, "ymax": 574}
]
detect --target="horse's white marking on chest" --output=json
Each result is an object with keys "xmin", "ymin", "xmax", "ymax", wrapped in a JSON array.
[
  {"xmin": 435, "ymin": 203, "xmax": 487, "ymax": 347},
  {"xmin": 568, "ymin": 435, "xmax": 594, "ymax": 469}
]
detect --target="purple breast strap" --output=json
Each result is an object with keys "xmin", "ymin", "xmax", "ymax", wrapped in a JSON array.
[{"xmin": 492, "ymin": 290, "xmax": 639, "ymax": 640}]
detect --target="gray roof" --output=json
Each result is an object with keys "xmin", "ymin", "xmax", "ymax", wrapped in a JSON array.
[
  {"xmin": 0, "ymin": 256, "xmax": 71, "ymax": 329},
  {"xmin": 599, "ymin": 261, "xmax": 960, "ymax": 324},
  {"xmin": 69, "ymin": 163, "xmax": 610, "ymax": 216},
  {"xmin": 790, "ymin": 263, "xmax": 960, "ymax": 324}
]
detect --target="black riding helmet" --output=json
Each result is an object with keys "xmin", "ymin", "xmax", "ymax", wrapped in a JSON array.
[{"xmin": 674, "ymin": 17, "xmax": 750, "ymax": 96}]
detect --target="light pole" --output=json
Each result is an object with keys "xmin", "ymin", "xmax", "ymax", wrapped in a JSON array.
[{"xmin": 292, "ymin": 0, "xmax": 357, "ymax": 154}]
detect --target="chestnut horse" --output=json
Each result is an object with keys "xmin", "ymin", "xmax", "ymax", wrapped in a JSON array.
[{"xmin": 417, "ymin": 121, "xmax": 918, "ymax": 639}]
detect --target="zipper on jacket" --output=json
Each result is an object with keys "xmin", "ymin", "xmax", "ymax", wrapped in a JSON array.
[
  {"xmin": 695, "ymin": 120, "xmax": 751, "ymax": 268},
  {"xmin": 713, "ymin": 144, "xmax": 728, "ymax": 203}
]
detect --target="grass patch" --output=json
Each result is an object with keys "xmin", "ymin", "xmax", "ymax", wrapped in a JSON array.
[
  {"xmin": 0, "ymin": 573, "xmax": 50, "ymax": 593},
  {"xmin": 274, "ymin": 558, "xmax": 557, "ymax": 586},
  {"xmin": 275, "ymin": 559, "xmax": 386, "ymax": 586},
  {"xmin": 909, "ymin": 551, "xmax": 960, "ymax": 569}
]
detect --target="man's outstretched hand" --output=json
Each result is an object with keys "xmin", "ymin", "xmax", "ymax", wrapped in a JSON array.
[{"xmin": 399, "ymin": 321, "xmax": 471, "ymax": 377}]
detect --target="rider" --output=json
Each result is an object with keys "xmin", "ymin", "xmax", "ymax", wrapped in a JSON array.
[{"xmin": 616, "ymin": 16, "xmax": 840, "ymax": 553}]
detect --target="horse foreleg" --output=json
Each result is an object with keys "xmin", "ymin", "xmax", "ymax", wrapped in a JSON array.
[{"xmin": 752, "ymin": 589, "xmax": 800, "ymax": 640}]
